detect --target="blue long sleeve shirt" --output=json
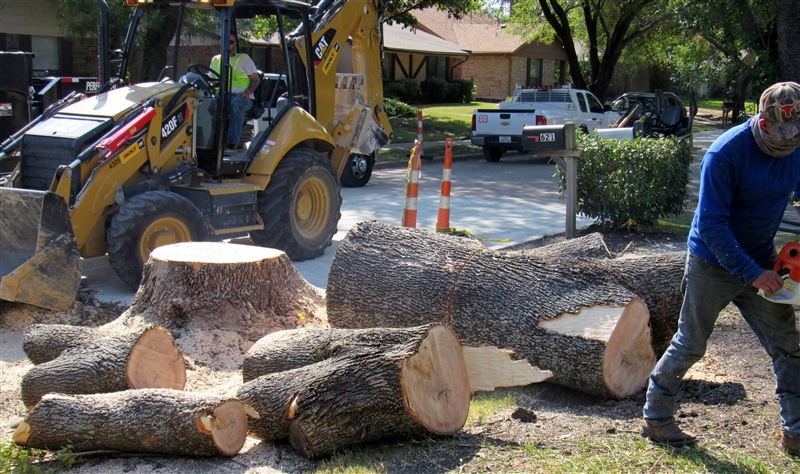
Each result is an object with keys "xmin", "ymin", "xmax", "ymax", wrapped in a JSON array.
[{"xmin": 688, "ymin": 118, "xmax": 800, "ymax": 284}]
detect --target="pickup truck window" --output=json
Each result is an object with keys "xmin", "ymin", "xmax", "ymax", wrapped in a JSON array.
[
  {"xmin": 587, "ymin": 93, "xmax": 604, "ymax": 113},
  {"xmin": 577, "ymin": 93, "xmax": 588, "ymax": 113}
]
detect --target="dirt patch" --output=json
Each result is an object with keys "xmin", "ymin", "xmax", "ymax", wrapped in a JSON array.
[{"xmin": 1, "ymin": 229, "xmax": 799, "ymax": 472}]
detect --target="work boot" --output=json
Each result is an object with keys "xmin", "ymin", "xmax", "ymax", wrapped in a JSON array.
[
  {"xmin": 783, "ymin": 432, "xmax": 800, "ymax": 457},
  {"xmin": 223, "ymin": 145, "xmax": 237, "ymax": 156},
  {"xmin": 641, "ymin": 420, "xmax": 697, "ymax": 448}
]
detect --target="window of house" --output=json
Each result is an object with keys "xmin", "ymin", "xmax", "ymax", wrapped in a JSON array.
[
  {"xmin": 382, "ymin": 52, "xmax": 395, "ymax": 80},
  {"xmin": 426, "ymin": 55, "xmax": 447, "ymax": 80},
  {"xmin": 31, "ymin": 36, "xmax": 59, "ymax": 75},
  {"xmin": 526, "ymin": 58, "xmax": 542, "ymax": 87}
]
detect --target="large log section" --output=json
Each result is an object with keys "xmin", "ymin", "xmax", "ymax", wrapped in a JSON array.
[
  {"xmin": 20, "ymin": 325, "xmax": 185, "ymax": 409},
  {"xmin": 13, "ymin": 389, "xmax": 257, "ymax": 456},
  {"xmin": 237, "ymin": 324, "xmax": 552, "ymax": 458},
  {"xmin": 326, "ymin": 221, "xmax": 686, "ymax": 399}
]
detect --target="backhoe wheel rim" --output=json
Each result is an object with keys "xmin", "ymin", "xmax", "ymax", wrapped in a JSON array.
[
  {"xmin": 295, "ymin": 177, "xmax": 330, "ymax": 239},
  {"xmin": 351, "ymin": 155, "xmax": 368, "ymax": 177},
  {"xmin": 139, "ymin": 216, "xmax": 193, "ymax": 263}
]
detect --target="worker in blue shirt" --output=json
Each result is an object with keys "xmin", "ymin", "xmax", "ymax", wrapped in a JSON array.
[{"xmin": 642, "ymin": 81, "xmax": 800, "ymax": 458}]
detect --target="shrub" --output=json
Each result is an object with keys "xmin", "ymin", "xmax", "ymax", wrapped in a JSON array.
[
  {"xmin": 445, "ymin": 79, "xmax": 476, "ymax": 103},
  {"xmin": 555, "ymin": 134, "xmax": 692, "ymax": 229},
  {"xmin": 421, "ymin": 78, "xmax": 448, "ymax": 103},
  {"xmin": 383, "ymin": 79, "xmax": 421, "ymax": 104},
  {"xmin": 383, "ymin": 97, "xmax": 417, "ymax": 118}
]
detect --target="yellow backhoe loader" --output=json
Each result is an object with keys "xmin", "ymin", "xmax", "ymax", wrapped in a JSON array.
[{"xmin": 0, "ymin": 0, "xmax": 392, "ymax": 310}]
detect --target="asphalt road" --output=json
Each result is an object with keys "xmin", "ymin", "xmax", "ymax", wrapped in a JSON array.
[{"xmin": 84, "ymin": 130, "xmax": 727, "ymax": 305}]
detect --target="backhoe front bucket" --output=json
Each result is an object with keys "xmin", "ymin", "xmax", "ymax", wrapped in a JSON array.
[{"xmin": 0, "ymin": 188, "xmax": 81, "ymax": 310}]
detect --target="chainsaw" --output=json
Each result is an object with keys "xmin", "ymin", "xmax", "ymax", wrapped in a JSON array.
[{"xmin": 760, "ymin": 242, "xmax": 800, "ymax": 304}]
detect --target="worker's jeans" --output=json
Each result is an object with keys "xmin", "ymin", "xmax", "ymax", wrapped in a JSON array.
[
  {"xmin": 226, "ymin": 94, "xmax": 253, "ymax": 147},
  {"xmin": 643, "ymin": 252, "xmax": 800, "ymax": 437}
]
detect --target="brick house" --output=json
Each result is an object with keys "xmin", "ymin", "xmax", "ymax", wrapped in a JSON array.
[{"xmin": 410, "ymin": 8, "xmax": 567, "ymax": 101}]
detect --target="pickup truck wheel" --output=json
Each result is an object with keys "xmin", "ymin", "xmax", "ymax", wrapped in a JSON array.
[
  {"xmin": 483, "ymin": 146, "xmax": 503, "ymax": 162},
  {"xmin": 107, "ymin": 190, "xmax": 209, "ymax": 289},
  {"xmin": 250, "ymin": 148, "xmax": 342, "ymax": 261},
  {"xmin": 339, "ymin": 151, "xmax": 375, "ymax": 187}
]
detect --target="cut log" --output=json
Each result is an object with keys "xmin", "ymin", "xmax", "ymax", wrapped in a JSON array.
[
  {"xmin": 326, "ymin": 221, "xmax": 685, "ymax": 398},
  {"xmin": 22, "ymin": 243, "xmax": 326, "ymax": 396},
  {"xmin": 510, "ymin": 231, "xmax": 612, "ymax": 259},
  {"xmin": 237, "ymin": 324, "xmax": 551, "ymax": 458},
  {"xmin": 13, "ymin": 389, "xmax": 257, "ymax": 457},
  {"xmin": 20, "ymin": 325, "xmax": 185, "ymax": 408}
]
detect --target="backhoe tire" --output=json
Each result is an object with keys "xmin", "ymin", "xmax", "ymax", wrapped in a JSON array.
[
  {"xmin": 339, "ymin": 151, "xmax": 375, "ymax": 188},
  {"xmin": 250, "ymin": 148, "xmax": 341, "ymax": 261},
  {"xmin": 108, "ymin": 190, "xmax": 209, "ymax": 289},
  {"xmin": 483, "ymin": 146, "xmax": 503, "ymax": 162}
]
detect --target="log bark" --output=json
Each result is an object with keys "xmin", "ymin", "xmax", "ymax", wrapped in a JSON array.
[
  {"xmin": 13, "ymin": 389, "xmax": 257, "ymax": 456},
  {"xmin": 21, "ymin": 325, "xmax": 185, "ymax": 408},
  {"xmin": 237, "ymin": 324, "xmax": 550, "ymax": 458},
  {"xmin": 326, "ymin": 222, "xmax": 685, "ymax": 398}
]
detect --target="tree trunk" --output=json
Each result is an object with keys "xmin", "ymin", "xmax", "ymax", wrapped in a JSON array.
[
  {"xmin": 237, "ymin": 324, "xmax": 551, "ymax": 458},
  {"xmin": 13, "ymin": 389, "xmax": 257, "ymax": 457},
  {"xmin": 20, "ymin": 325, "xmax": 185, "ymax": 409},
  {"xmin": 326, "ymin": 222, "xmax": 686, "ymax": 398}
]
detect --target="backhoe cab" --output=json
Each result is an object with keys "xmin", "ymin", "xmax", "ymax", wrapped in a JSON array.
[{"xmin": 0, "ymin": 0, "xmax": 392, "ymax": 310}]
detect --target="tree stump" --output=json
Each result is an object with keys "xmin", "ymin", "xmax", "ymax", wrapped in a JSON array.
[
  {"xmin": 237, "ymin": 324, "xmax": 551, "ymax": 458},
  {"xmin": 13, "ymin": 389, "xmax": 258, "ymax": 456},
  {"xmin": 20, "ymin": 324, "xmax": 185, "ymax": 408},
  {"xmin": 326, "ymin": 221, "xmax": 686, "ymax": 399},
  {"xmin": 120, "ymin": 242, "xmax": 328, "ymax": 370}
]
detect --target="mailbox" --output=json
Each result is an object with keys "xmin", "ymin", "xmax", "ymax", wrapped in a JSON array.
[{"xmin": 521, "ymin": 123, "xmax": 577, "ymax": 153}]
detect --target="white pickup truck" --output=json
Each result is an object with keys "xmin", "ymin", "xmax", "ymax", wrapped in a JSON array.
[{"xmin": 471, "ymin": 85, "xmax": 619, "ymax": 161}]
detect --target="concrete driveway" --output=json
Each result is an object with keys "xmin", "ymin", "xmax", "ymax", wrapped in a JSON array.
[{"xmin": 84, "ymin": 130, "xmax": 727, "ymax": 304}]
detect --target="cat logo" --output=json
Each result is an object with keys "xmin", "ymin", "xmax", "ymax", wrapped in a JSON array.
[
  {"xmin": 313, "ymin": 29, "xmax": 337, "ymax": 68},
  {"xmin": 321, "ymin": 42, "xmax": 340, "ymax": 74}
]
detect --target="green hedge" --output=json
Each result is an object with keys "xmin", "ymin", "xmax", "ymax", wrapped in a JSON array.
[
  {"xmin": 383, "ymin": 97, "xmax": 417, "ymax": 118},
  {"xmin": 384, "ymin": 78, "xmax": 476, "ymax": 104},
  {"xmin": 555, "ymin": 134, "xmax": 692, "ymax": 229}
]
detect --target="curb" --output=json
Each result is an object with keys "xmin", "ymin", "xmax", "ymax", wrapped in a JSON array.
[{"xmin": 375, "ymin": 152, "xmax": 484, "ymax": 170}]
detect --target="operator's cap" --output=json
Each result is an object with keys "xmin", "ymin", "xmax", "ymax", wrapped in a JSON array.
[{"xmin": 760, "ymin": 81, "xmax": 800, "ymax": 140}]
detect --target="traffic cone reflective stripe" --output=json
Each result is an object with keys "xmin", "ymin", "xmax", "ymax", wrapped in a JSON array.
[
  {"xmin": 402, "ymin": 143, "xmax": 422, "ymax": 228},
  {"xmin": 436, "ymin": 138, "xmax": 453, "ymax": 232}
]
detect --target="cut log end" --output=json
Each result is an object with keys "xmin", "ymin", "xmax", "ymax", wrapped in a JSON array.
[
  {"xmin": 12, "ymin": 421, "xmax": 31, "ymax": 445},
  {"xmin": 400, "ymin": 325, "xmax": 471, "ymax": 434},
  {"xmin": 203, "ymin": 399, "xmax": 255, "ymax": 457},
  {"xmin": 150, "ymin": 242, "xmax": 285, "ymax": 264},
  {"xmin": 603, "ymin": 299, "xmax": 656, "ymax": 398},
  {"xmin": 538, "ymin": 299, "xmax": 655, "ymax": 399},
  {"xmin": 126, "ymin": 327, "xmax": 186, "ymax": 391}
]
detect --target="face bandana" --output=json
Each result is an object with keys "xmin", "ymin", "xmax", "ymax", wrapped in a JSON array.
[{"xmin": 751, "ymin": 113, "xmax": 800, "ymax": 157}]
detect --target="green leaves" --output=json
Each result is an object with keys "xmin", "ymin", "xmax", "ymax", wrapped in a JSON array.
[{"xmin": 555, "ymin": 134, "xmax": 692, "ymax": 230}]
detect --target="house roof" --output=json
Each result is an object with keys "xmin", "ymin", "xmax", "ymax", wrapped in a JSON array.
[
  {"xmin": 248, "ymin": 25, "xmax": 468, "ymax": 57},
  {"xmin": 411, "ymin": 8, "xmax": 528, "ymax": 54},
  {"xmin": 382, "ymin": 22, "xmax": 469, "ymax": 56}
]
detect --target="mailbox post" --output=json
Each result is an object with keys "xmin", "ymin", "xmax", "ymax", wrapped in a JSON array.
[{"xmin": 520, "ymin": 122, "xmax": 580, "ymax": 238}]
